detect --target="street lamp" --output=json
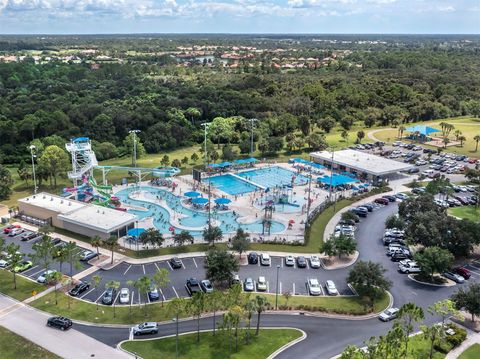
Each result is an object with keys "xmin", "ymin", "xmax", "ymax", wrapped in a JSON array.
[
  {"xmin": 249, "ymin": 118, "xmax": 258, "ymax": 158},
  {"xmin": 328, "ymin": 146, "xmax": 336, "ymax": 205},
  {"xmin": 29, "ymin": 145, "xmax": 38, "ymax": 195},
  {"xmin": 173, "ymin": 316, "xmax": 179, "ymax": 359},
  {"xmin": 275, "ymin": 264, "xmax": 280, "ymax": 310},
  {"xmin": 129, "ymin": 130, "xmax": 141, "ymax": 168},
  {"xmin": 201, "ymin": 122, "xmax": 210, "ymax": 170}
]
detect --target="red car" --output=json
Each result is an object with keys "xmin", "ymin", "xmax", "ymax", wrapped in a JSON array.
[
  {"xmin": 374, "ymin": 198, "xmax": 389, "ymax": 205},
  {"xmin": 3, "ymin": 224, "xmax": 21, "ymax": 234},
  {"xmin": 468, "ymin": 159, "xmax": 478, "ymax": 164},
  {"xmin": 452, "ymin": 267, "xmax": 471, "ymax": 280}
]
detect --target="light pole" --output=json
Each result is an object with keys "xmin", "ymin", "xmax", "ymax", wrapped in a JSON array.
[
  {"xmin": 173, "ymin": 315, "xmax": 179, "ymax": 359},
  {"xmin": 129, "ymin": 130, "xmax": 141, "ymax": 168},
  {"xmin": 249, "ymin": 118, "xmax": 258, "ymax": 158},
  {"xmin": 201, "ymin": 122, "xmax": 210, "ymax": 170},
  {"xmin": 29, "ymin": 145, "xmax": 38, "ymax": 195},
  {"xmin": 328, "ymin": 146, "xmax": 336, "ymax": 204},
  {"xmin": 275, "ymin": 264, "xmax": 280, "ymax": 310}
]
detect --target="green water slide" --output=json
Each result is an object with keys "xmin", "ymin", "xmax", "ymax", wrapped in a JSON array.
[{"xmin": 89, "ymin": 177, "xmax": 112, "ymax": 199}]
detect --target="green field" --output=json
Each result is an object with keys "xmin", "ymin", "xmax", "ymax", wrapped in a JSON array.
[
  {"xmin": 448, "ymin": 206, "xmax": 480, "ymax": 222},
  {"xmin": 121, "ymin": 329, "xmax": 302, "ymax": 359},
  {"xmin": 405, "ymin": 333, "xmax": 453, "ymax": 359},
  {"xmin": 459, "ymin": 343, "xmax": 480, "ymax": 359},
  {"xmin": 0, "ymin": 268, "xmax": 46, "ymax": 301},
  {"xmin": 0, "ymin": 326, "xmax": 60, "ymax": 359}
]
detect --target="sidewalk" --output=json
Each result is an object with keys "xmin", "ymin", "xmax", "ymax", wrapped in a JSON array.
[
  {"xmin": 445, "ymin": 327, "xmax": 480, "ymax": 359},
  {"xmin": 0, "ymin": 294, "xmax": 132, "ymax": 359}
]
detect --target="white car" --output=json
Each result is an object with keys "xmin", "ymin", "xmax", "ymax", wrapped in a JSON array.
[
  {"xmin": 285, "ymin": 255, "xmax": 295, "ymax": 266},
  {"xmin": 309, "ymin": 256, "xmax": 321, "ymax": 269},
  {"xmin": 379, "ymin": 308, "xmax": 399, "ymax": 322},
  {"xmin": 325, "ymin": 280, "xmax": 338, "ymax": 295},
  {"xmin": 260, "ymin": 253, "xmax": 271, "ymax": 266},
  {"xmin": 119, "ymin": 288, "xmax": 130, "ymax": 304},
  {"xmin": 0, "ymin": 259, "xmax": 9, "ymax": 268},
  {"xmin": 398, "ymin": 262, "xmax": 421, "ymax": 274},
  {"xmin": 307, "ymin": 278, "xmax": 322, "ymax": 296},
  {"xmin": 9, "ymin": 228, "xmax": 24, "ymax": 237},
  {"xmin": 37, "ymin": 270, "xmax": 57, "ymax": 283},
  {"xmin": 256, "ymin": 276, "xmax": 267, "ymax": 291},
  {"xmin": 395, "ymin": 193, "xmax": 409, "ymax": 200}
]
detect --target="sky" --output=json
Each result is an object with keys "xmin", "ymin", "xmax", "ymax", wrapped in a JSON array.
[{"xmin": 0, "ymin": 0, "xmax": 478, "ymax": 34}]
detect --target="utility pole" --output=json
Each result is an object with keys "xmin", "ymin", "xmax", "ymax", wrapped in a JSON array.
[
  {"xmin": 250, "ymin": 118, "xmax": 258, "ymax": 158},
  {"xmin": 306, "ymin": 167, "xmax": 313, "ymax": 225},
  {"xmin": 329, "ymin": 146, "xmax": 335, "ymax": 204},
  {"xmin": 29, "ymin": 145, "xmax": 37, "ymax": 195},
  {"xmin": 201, "ymin": 122, "xmax": 210, "ymax": 170},
  {"xmin": 275, "ymin": 265, "xmax": 280, "ymax": 310},
  {"xmin": 129, "ymin": 129, "xmax": 141, "ymax": 168}
]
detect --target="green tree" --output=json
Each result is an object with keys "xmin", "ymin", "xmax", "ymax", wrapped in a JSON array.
[
  {"xmin": 64, "ymin": 241, "xmax": 81, "ymax": 280},
  {"xmin": 421, "ymin": 324, "xmax": 445, "ymax": 359},
  {"xmin": 104, "ymin": 236, "xmax": 119, "ymax": 264},
  {"xmin": 171, "ymin": 158, "xmax": 181, "ymax": 168},
  {"xmin": 181, "ymin": 156, "xmax": 189, "ymax": 165},
  {"xmin": 105, "ymin": 280, "xmax": 120, "ymax": 318},
  {"xmin": 173, "ymin": 230, "xmax": 193, "ymax": 247},
  {"xmin": 6, "ymin": 243, "xmax": 23, "ymax": 289},
  {"xmin": 191, "ymin": 152, "xmax": 199, "ymax": 162},
  {"xmin": 356, "ymin": 130, "xmax": 365, "ymax": 143},
  {"xmin": 205, "ymin": 248, "xmax": 239, "ymax": 286},
  {"xmin": 414, "ymin": 246, "xmax": 454, "ymax": 281},
  {"xmin": 167, "ymin": 297, "xmax": 188, "ymax": 359},
  {"xmin": 0, "ymin": 164, "xmax": 14, "ymax": 200},
  {"xmin": 322, "ymin": 234, "xmax": 356, "ymax": 258},
  {"xmin": 474, "ymin": 135, "xmax": 480, "ymax": 152},
  {"xmin": 207, "ymin": 290, "xmax": 224, "ymax": 336},
  {"xmin": 139, "ymin": 228, "xmax": 164, "ymax": 248},
  {"xmin": 231, "ymin": 228, "xmax": 250, "ymax": 259},
  {"xmin": 458, "ymin": 135, "xmax": 466, "ymax": 147},
  {"xmin": 160, "ymin": 155, "xmax": 170, "ymax": 166},
  {"xmin": 397, "ymin": 303, "xmax": 425, "ymax": 358},
  {"xmin": 385, "ymin": 214, "xmax": 407, "ymax": 230},
  {"xmin": 123, "ymin": 132, "xmax": 146, "ymax": 166},
  {"xmin": 184, "ymin": 107, "xmax": 201, "ymax": 125},
  {"xmin": 243, "ymin": 298, "xmax": 256, "ymax": 344},
  {"xmin": 17, "ymin": 160, "xmax": 30, "ymax": 186},
  {"xmin": 347, "ymin": 261, "xmax": 391, "ymax": 308},
  {"xmin": 48, "ymin": 271, "xmax": 63, "ymax": 305},
  {"xmin": 254, "ymin": 295, "xmax": 268, "ymax": 336},
  {"xmin": 318, "ymin": 117, "xmax": 336, "ymax": 133},
  {"xmin": 428, "ymin": 299, "xmax": 459, "ymax": 328},
  {"xmin": 91, "ymin": 275, "xmax": 103, "ymax": 311},
  {"xmin": 398, "ymin": 125, "xmax": 406, "ymax": 139},
  {"xmin": 189, "ymin": 291, "xmax": 206, "ymax": 343},
  {"xmin": 134, "ymin": 276, "xmax": 151, "ymax": 313},
  {"xmin": 203, "ymin": 225, "xmax": 223, "ymax": 246},
  {"xmin": 341, "ymin": 130, "xmax": 349, "ymax": 143},
  {"xmin": 37, "ymin": 145, "xmax": 69, "ymax": 188},
  {"xmin": 90, "ymin": 235, "xmax": 102, "ymax": 257},
  {"xmin": 32, "ymin": 235, "xmax": 55, "ymax": 275},
  {"xmin": 153, "ymin": 268, "xmax": 170, "ymax": 307},
  {"xmin": 451, "ymin": 283, "xmax": 480, "ymax": 322}
]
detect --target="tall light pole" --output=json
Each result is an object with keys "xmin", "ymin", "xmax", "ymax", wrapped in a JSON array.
[
  {"xmin": 275, "ymin": 264, "xmax": 280, "ymax": 310},
  {"xmin": 306, "ymin": 167, "xmax": 313, "ymax": 226},
  {"xmin": 328, "ymin": 146, "xmax": 336, "ymax": 203},
  {"xmin": 201, "ymin": 122, "xmax": 210, "ymax": 169},
  {"xmin": 29, "ymin": 145, "xmax": 38, "ymax": 195},
  {"xmin": 129, "ymin": 130, "xmax": 141, "ymax": 168},
  {"xmin": 249, "ymin": 118, "xmax": 258, "ymax": 158}
]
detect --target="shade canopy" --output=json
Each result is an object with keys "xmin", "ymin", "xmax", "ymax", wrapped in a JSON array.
[
  {"xmin": 317, "ymin": 174, "xmax": 359, "ymax": 187},
  {"xmin": 128, "ymin": 228, "xmax": 145, "ymax": 237},
  {"xmin": 290, "ymin": 157, "xmax": 325, "ymax": 169},
  {"xmin": 234, "ymin": 157, "xmax": 258, "ymax": 165},
  {"xmin": 184, "ymin": 191, "xmax": 201, "ymax": 198},
  {"xmin": 192, "ymin": 197, "xmax": 209, "ymax": 205},
  {"xmin": 215, "ymin": 198, "xmax": 232, "ymax": 205},
  {"xmin": 406, "ymin": 125, "xmax": 440, "ymax": 136},
  {"xmin": 208, "ymin": 162, "xmax": 232, "ymax": 168}
]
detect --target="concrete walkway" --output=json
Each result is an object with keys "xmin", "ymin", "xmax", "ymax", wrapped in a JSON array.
[
  {"xmin": 445, "ymin": 326, "xmax": 480, "ymax": 359},
  {"xmin": 0, "ymin": 294, "xmax": 132, "ymax": 358}
]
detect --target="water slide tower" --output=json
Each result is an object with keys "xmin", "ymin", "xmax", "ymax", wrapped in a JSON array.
[{"xmin": 65, "ymin": 137, "xmax": 98, "ymax": 188}]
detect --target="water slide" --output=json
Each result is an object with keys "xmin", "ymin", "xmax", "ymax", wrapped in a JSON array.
[{"xmin": 88, "ymin": 177, "xmax": 112, "ymax": 200}]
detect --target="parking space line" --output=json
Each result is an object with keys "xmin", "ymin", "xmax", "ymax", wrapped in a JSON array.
[
  {"xmin": 292, "ymin": 283, "xmax": 295, "ymax": 295},
  {"xmin": 319, "ymin": 284, "xmax": 325, "ymax": 296},
  {"xmin": 279, "ymin": 282, "xmax": 282, "ymax": 294},
  {"xmin": 138, "ymin": 291, "xmax": 141, "ymax": 304},
  {"xmin": 22, "ymin": 265, "xmax": 39, "ymax": 274},
  {"xmin": 280, "ymin": 260, "xmax": 283, "ymax": 268},
  {"xmin": 266, "ymin": 281, "xmax": 270, "ymax": 293},
  {"xmin": 29, "ymin": 268, "xmax": 45, "ymax": 278},
  {"xmin": 158, "ymin": 288, "xmax": 166, "ymax": 302},
  {"xmin": 131, "ymin": 291, "xmax": 135, "ymax": 306},
  {"xmin": 129, "ymin": 328, "xmax": 133, "ymax": 340},
  {"xmin": 80, "ymin": 287, "xmax": 95, "ymax": 299},
  {"xmin": 154, "ymin": 262, "xmax": 160, "ymax": 272},
  {"xmin": 167, "ymin": 261, "xmax": 173, "ymax": 271},
  {"xmin": 192, "ymin": 258, "xmax": 198, "ymax": 268},
  {"xmin": 147, "ymin": 291, "xmax": 151, "ymax": 304},
  {"xmin": 123, "ymin": 265, "xmax": 132, "ymax": 275},
  {"xmin": 114, "ymin": 291, "xmax": 120, "ymax": 305},
  {"xmin": 142, "ymin": 264, "xmax": 145, "ymax": 275},
  {"xmin": 95, "ymin": 290, "xmax": 106, "ymax": 303},
  {"xmin": 172, "ymin": 286, "xmax": 179, "ymax": 298},
  {"xmin": 182, "ymin": 261, "xmax": 186, "ymax": 269}
]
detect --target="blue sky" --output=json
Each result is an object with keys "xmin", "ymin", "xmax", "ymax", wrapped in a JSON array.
[{"xmin": 0, "ymin": 0, "xmax": 478, "ymax": 34}]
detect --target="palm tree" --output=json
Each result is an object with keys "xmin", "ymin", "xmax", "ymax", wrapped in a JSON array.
[
  {"xmin": 443, "ymin": 137, "xmax": 450, "ymax": 148},
  {"xmin": 64, "ymin": 241, "xmax": 80, "ymax": 280},
  {"xmin": 207, "ymin": 290, "xmax": 224, "ymax": 336},
  {"xmin": 454, "ymin": 129, "xmax": 462, "ymax": 141},
  {"xmin": 105, "ymin": 280, "xmax": 120, "ymax": 318},
  {"xmin": 90, "ymin": 235, "xmax": 102, "ymax": 257},
  {"xmin": 48, "ymin": 271, "xmax": 63, "ymax": 305},
  {"xmin": 244, "ymin": 299, "xmax": 256, "ymax": 344},
  {"xmin": 167, "ymin": 298, "xmax": 187, "ymax": 359},
  {"xmin": 397, "ymin": 303, "xmax": 424, "ymax": 358},
  {"xmin": 474, "ymin": 135, "xmax": 480, "ymax": 152},
  {"xmin": 398, "ymin": 125, "xmax": 406, "ymax": 139},
  {"xmin": 254, "ymin": 295, "xmax": 267, "ymax": 336},
  {"xmin": 340, "ymin": 130, "xmax": 349, "ymax": 143},
  {"xmin": 202, "ymin": 225, "xmax": 223, "ymax": 246},
  {"xmin": 134, "ymin": 276, "xmax": 151, "ymax": 314},
  {"xmin": 6, "ymin": 243, "xmax": 23, "ymax": 290},
  {"xmin": 173, "ymin": 230, "xmax": 194, "ymax": 247},
  {"xmin": 421, "ymin": 324, "xmax": 445, "ymax": 359},
  {"xmin": 458, "ymin": 135, "xmax": 466, "ymax": 147},
  {"xmin": 139, "ymin": 228, "xmax": 164, "ymax": 248},
  {"xmin": 104, "ymin": 236, "xmax": 119, "ymax": 264},
  {"xmin": 90, "ymin": 275, "xmax": 102, "ymax": 311},
  {"xmin": 189, "ymin": 292, "xmax": 206, "ymax": 343},
  {"xmin": 153, "ymin": 268, "xmax": 170, "ymax": 307}
]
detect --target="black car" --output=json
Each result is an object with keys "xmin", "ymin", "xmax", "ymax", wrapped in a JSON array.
[
  {"xmin": 391, "ymin": 251, "xmax": 410, "ymax": 262},
  {"xmin": 169, "ymin": 257, "xmax": 183, "ymax": 269},
  {"xmin": 102, "ymin": 287, "xmax": 117, "ymax": 305},
  {"xmin": 51, "ymin": 237, "xmax": 62, "ymax": 246},
  {"xmin": 382, "ymin": 195, "xmax": 397, "ymax": 202},
  {"xmin": 21, "ymin": 232, "xmax": 38, "ymax": 241},
  {"xmin": 361, "ymin": 203, "xmax": 374, "ymax": 212},
  {"xmin": 247, "ymin": 252, "xmax": 258, "ymax": 264},
  {"xmin": 68, "ymin": 282, "xmax": 90, "ymax": 297},
  {"xmin": 407, "ymin": 168, "xmax": 419, "ymax": 174},
  {"xmin": 296, "ymin": 256, "xmax": 307, "ymax": 268},
  {"xmin": 350, "ymin": 208, "xmax": 367, "ymax": 218},
  {"xmin": 47, "ymin": 316, "xmax": 73, "ymax": 331},
  {"xmin": 185, "ymin": 278, "xmax": 201, "ymax": 296}
]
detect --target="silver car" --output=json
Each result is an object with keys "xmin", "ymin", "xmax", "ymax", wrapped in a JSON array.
[
  {"xmin": 443, "ymin": 271, "xmax": 465, "ymax": 283},
  {"xmin": 244, "ymin": 277, "xmax": 254, "ymax": 292},
  {"xmin": 132, "ymin": 322, "xmax": 158, "ymax": 335},
  {"xmin": 325, "ymin": 280, "xmax": 338, "ymax": 295},
  {"xmin": 379, "ymin": 308, "xmax": 399, "ymax": 322},
  {"xmin": 309, "ymin": 256, "xmax": 321, "ymax": 269}
]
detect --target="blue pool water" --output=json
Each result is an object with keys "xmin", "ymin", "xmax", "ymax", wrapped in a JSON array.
[
  {"xmin": 238, "ymin": 166, "xmax": 309, "ymax": 189},
  {"xmin": 115, "ymin": 186, "xmax": 285, "ymax": 236},
  {"xmin": 207, "ymin": 174, "xmax": 260, "ymax": 195}
]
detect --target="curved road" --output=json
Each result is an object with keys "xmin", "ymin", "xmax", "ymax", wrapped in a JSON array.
[{"xmin": 74, "ymin": 202, "xmax": 477, "ymax": 358}]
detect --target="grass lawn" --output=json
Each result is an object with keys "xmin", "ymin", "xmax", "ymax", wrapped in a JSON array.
[
  {"xmin": 0, "ymin": 326, "xmax": 60, "ymax": 359},
  {"xmin": 0, "ymin": 268, "xmax": 46, "ymax": 301},
  {"xmin": 121, "ymin": 328, "xmax": 302, "ymax": 359},
  {"xmin": 459, "ymin": 343, "xmax": 480, "ymax": 359},
  {"xmin": 406, "ymin": 333, "xmax": 453, "ymax": 359},
  {"xmin": 448, "ymin": 206, "xmax": 480, "ymax": 222}
]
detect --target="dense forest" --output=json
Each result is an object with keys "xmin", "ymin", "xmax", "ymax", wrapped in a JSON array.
[{"xmin": 0, "ymin": 35, "xmax": 479, "ymax": 165}]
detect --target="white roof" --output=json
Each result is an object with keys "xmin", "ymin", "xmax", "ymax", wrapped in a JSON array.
[
  {"xmin": 58, "ymin": 205, "xmax": 137, "ymax": 233},
  {"xmin": 18, "ymin": 193, "xmax": 85, "ymax": 214},
  {"xmin": 310, "ymin": 149, "xmax": 413, "ymax": 176}
]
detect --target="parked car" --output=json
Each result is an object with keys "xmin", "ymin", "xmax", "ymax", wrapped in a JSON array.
[
  {"xmin": 3, "ymin": 224, "xmax": 20, "ymax": 234},
  {"xmin": 296, "ymin": 256, "xmax": 307, "ymax": 268},
  {"xmin": 379, "ymin": 308, "xmax": 399, "ymax": 322},
  {"xmin": 200, "ymin": 279, "xmax": 214, "ymax": 293},
  {"xmin": 382, "ymin": 195, "xmax": 397, "ymax": 202},
  {"xmin": 452, "ymin": 267, "xmax": 471, "ymax": 280},
  {"xmin": 411, "ymin": 187, "xmax": 426, "ymax": 194},
  {"xmin": 68, "ymin": 282, "xmax": 90, "ymax": 297},
  {"xmin": 80, "ymin": 250, "xmax": 98, "ymax": 262},
  {"xmin": 407, "ymin": 167, "xmax": 420, "ymax": 174},
  {"xmin": 395, "ymin": 193, "xmax": 409, "ymax": 200},
  {"xmin": 374, "ymin": 198, "xmax": 389, "ymax": 205},
  {"xmin": 37, "ymin": 270, "xmax": 57, "ymax": 284},
  {"xmin": 248, "ymin": 252, "xmax": 259, "ymax": 264},
  {"xmin": 13, "ymin": 260, "xmax": 33, "ymax": 273},
  {"xmin": 307, "ymin": 278, "xmax": 322, "ymax": 296},
  {"xmin": 0, "ymin": 259, "xmax": 9, "ymax": 268},
  {"xmin": 310, "ymin": 255, "xmax": 321, "ymax": 269},
  {"xmin": 102, "ymin": 287, "xmax": 117, "ymax": 305},
  {"xmin": 147, "ymin": 285, "xmax": 160, "ymax": 301},
  {"xmin": 8, "ymin": 228, "xmax": 24, "ymax": 237},
  {"xmin": 285, "ymin": 255, "xmax": 295, "ymax": 266},
  {"xmin": 244, "ymin": 277, "xmax": 254, "ymax": 292},
  {"xmin": 443, "ymin": 271, "xmax": 465, "ymax": 284},
  {"xmin": 185, "ymin": 278, "xmax": 201, "ymax": 295},
  {"xmin": 391, "ymin": 251, "xmax": 410, "ymax": 262},
  {"xmin": 256, "ymin": 276, "xmax": 267, "ymax": 291},
  {"xmin": 47, "ymin": 316, "xmax": 72, "ymax": 331},
  {"xmin": 325, "ymin": 280, "xmax": 338, "ymax": 295},
  {"xmin": 231, "ymin": 274, "xmax": 241, "ymax": 285},
  {"xmin": 169, "ymin": 257, "xmax": 183, "ymax": 269},
  {"xmin": 119, "ymin": 288, "xmax": 130, "ymax": 304},
  {"xmin": 132, "ymin": 322, "xmax": 158, "ymax": 335},
  {"xmin": 21, "ymin": 231, "xmax": 38, "ymax": 241},
  {"xmin": 398, "ymin": 261, "xmax": 421, "ymax": 274},
  {"xmin": 260, "ymin": 253, "xmax": 271, "ymax": 266}
]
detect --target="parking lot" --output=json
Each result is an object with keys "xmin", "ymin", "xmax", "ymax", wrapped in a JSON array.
[{"xmin": 0, "ymin": 228, "xmax": 91, "ymax": 282}]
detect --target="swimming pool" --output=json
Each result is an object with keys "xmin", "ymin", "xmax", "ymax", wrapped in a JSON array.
[
  {"xmin": 115, "ymin": 186, "xmax": 285, "ymax": 236},
  {"xmin": 238, "ymin": 166, "xmax": 309, "ymax": 189},
  {"xmin": 207, "ymin": 174, "xmax": 260, "ymax": 195}
]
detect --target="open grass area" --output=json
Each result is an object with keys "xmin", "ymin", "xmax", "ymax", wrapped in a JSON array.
[
  {"xmin": 0, "ymin": 268, "xmax": 46, "ymax": 301},
  {"xmin": 459, "ymin": 343, "xmax": 480, "ymax": 359},
  {"xmin": 0, "ymin": 326, "xmax": 60, "ymax": 359},
  {"xmin": 406, "ymin": 334, "xmax": 450, "ymax": 359},
  {"xmin": 121, "ymin": 328, "xmax": 302, "ymax": 359},
  {"xmin": 448, "ymin": 206, "xmax": 480, "ymax": 222}
]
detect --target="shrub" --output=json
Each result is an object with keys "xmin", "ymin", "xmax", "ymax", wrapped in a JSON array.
[{"xmin": 445, "ymin": 324, "xmax": 467, "ymax": 347}]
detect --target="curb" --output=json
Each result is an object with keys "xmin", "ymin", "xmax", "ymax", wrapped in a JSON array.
[
  {"xmin": 320, "ymin": 251, "xmax": 359, "ymax": 271},
  {"xmin": 407, "ymin": 274, "xmax": 456, "ymax": 287}
]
